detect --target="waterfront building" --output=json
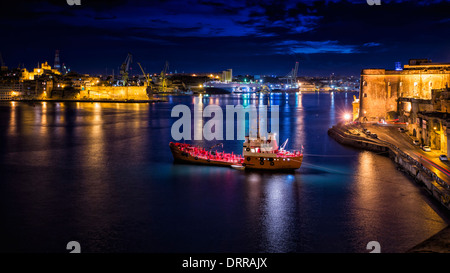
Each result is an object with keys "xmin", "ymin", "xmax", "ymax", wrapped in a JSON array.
[
  {"xmin": 298, "ymin": 82, "xmax": 316, "ymax": 92},
  {"xmin": 221, "ymin": 69, "xmax": 232, "ymax": 83},
  {"xmin": 0, "ymin": 81, "xmax": 22, "ymax": 100},
  {"xmin": 359, "ymin": 59, "xmax": 450, "ymax": 155},
  {"xmin": 360, "ymin": 59, "xmax": 450, "ymax": 120}
]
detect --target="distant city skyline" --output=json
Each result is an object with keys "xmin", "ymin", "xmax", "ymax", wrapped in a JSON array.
[{"xmin": 1, "ymin": 0, "xmax": 450, "ymax": 76}]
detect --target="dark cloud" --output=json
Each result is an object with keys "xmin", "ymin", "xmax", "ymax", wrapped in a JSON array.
[{"xmin": 0, "ymin": 0, "xmax": 449, "ymax": 76}]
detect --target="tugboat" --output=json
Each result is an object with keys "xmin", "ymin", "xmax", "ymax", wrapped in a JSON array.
[{"xmin": 169, "ymin": 133, "xmax": 303, "ymax": 170}]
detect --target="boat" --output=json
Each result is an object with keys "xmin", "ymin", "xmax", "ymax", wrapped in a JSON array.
[
  {"xmin": 169, "ymin": 133, "xmax": 303, "ymax": 170},
  {"xmin": 202, "ymin": 81, "xmax": 262, "ymax": 94}
]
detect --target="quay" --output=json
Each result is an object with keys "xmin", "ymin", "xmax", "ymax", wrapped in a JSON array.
[
  {"xmin": 328, "ymin": 122, "xmax": 450, "ymax": 252},
  {"xmin": 10, "ymin": 98, "xmax": 167, "ymax": 103}
]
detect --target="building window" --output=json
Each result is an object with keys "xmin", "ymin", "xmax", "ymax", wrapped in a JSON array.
[{"xmin": 364, "ymin": 93, "xmax": 368, "ymax": 98}]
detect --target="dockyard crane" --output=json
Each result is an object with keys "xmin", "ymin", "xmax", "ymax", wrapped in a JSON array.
[
  {"xmin": 137, "ymin": 62, "xmax": 150, "ymax": 86},
  {"xmin": 137, "ymin": 62, "xmax": 154, "ymax": 98},
  {"xmin": 120, "ymin": 53, "xmax": 132, "ymax": 86},
  {"xmin": 280, "ymin": 61, "xmax": 299, "ymax": 85},
  {"xmin": 159, "ymin": 61, "xmax": 169, "ymax": 93}
]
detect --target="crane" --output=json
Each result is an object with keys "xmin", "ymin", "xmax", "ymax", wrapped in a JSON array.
[
  {"xmin": 280, "ymin": 62, "xmax": 299, "ymax": 85},
  {"xmin": 137, "ymin": 62, "xmax": 150, "ymax": 86},
  {"xmin": 120, "ymin": 53, "xmax": 132, "ymax": 86},
  {"xmin": 159, "ymin": 61, "xmax": 169, "ymax": 93},
  {"xmin": 138, "ymin": 62, "xmax": 153, "ymax": 98}
]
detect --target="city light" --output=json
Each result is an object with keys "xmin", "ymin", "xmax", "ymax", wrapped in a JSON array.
[{"xmin": 343, "ymin": 113, "xmax": 351, "ymax": 122}]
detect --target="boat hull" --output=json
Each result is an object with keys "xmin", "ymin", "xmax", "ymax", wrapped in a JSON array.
[
  {"xmin": 170, "ymin": 142, "xmax": 240, "ymax": 167},
  {"xmin": 242, "ymin": 155, "xmax": 303, "ymax": 170}
]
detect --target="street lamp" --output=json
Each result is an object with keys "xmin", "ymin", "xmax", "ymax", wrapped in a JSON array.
[{"xmin": 344, "ymin": 113, "xmax": 352, "ymax": 123}]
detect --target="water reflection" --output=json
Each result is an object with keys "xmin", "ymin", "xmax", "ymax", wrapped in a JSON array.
[
  {"xmin": 8, "ymin": 101, "xmax": 17, "ymax": 136},
  {"xmin": 256, "ymin": 174, "xmax": 299, "ymax": 252},
  {"xmin": 1, "ymin": 94, "xmax": 448, "ymax": 253},
  {"xmin": 329, "ymin": 92, "xmax": 335, "ymax": 128},
  {"xmin": 352, "ymin": 151, "xmax": 447, "ymax": 252},
  {"xmin": 193, "ymin": 96, "xmax": 204, "ymax": 140}
]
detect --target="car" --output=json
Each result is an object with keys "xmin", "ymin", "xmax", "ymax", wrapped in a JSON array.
[
  {"xmin": 370, "ymin": 133, "xmax": 378, "ymax": 139},
  {"xmin": 422, "ymin": 146, "xmax": 431, "ymax": 152},
  {"xmin": 398, "ymin": 128, "xmax": 405, "ymax": 133},
  {"xmin": 365, "ymin": 130, "xmax": 371, "ymax": 135},
  {"xmin": 413, "ymin": 140, "xmax": 420, "ymax": 146},
  {"xmin": 439, "ymin": 155, "xmax": 449, "ymax": 162}
]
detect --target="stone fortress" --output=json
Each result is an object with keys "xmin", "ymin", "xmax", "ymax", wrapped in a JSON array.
[{"xmin": 358, "ymin": 59, "xmax": 450, "ymax": 155}]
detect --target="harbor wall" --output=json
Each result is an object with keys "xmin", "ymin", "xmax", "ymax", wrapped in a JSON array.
[{"xmin": 81, "ymin": 86, "xmax": 151, "ymax": 101}]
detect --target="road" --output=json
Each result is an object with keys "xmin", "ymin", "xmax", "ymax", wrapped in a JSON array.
[{"xmin": 357, "ymin": 123, "xmax": 450, "ymax": 186}]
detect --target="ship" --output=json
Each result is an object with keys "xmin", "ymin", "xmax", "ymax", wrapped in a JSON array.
[
  {"xmin": 169, "ymin": 133, "xmax": 303, "ymax": 170},
  {"xmin": 202, "ymin": 81, "xmax": 262, "ymax": 94}
]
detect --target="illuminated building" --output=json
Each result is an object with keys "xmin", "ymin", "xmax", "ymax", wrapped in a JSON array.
[
  {"xmin": 360, "ymin": 59, "xmax": 450, "ymax": 120},
  {"xmin": 221, "ymin": 69, "xmax": 232, "ymax": 83},
  {"xmin": 20, "ymin": 62, "xmax": 61, "ymax": 81},
  {"xmin": 298, "ymin": 82, "xmax": 316, "ymax": 92},
  {"xmin": 359, "ymin": 59, "xmax": 450, "ymax": 155},
  {"xmin": 0, "ymin": 81, "xmax": 22, "ymax": 100}
]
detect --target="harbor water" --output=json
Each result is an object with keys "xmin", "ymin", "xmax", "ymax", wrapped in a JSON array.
[{"xmin": 0, "ymin": 92, "xmax": 448, "ymax": 253}]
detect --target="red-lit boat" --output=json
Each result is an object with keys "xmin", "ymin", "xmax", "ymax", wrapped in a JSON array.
[{"xmin": 169, "ymin": 133, "xmax": 303, "ymax": 170}]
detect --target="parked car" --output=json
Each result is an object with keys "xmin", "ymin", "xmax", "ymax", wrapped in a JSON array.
[
  {"xmin": 439, "ymin": 155, "xmax": 448, "ymax": 162},
  {"xmin": 398, "ymin": 128, "xmax": 405, "ymax": 133},
  {"xmin": 365, "ymin": 130, "xmax": 371, "ymax": 136},
  {"xmin": 422, "ymin": 146, "xmax": 431, "ymax": 152},
  {"xmin": 413, "ymin": 140, "xmax": 420, "ymax": 146},
  {"xmin": 370, "ymin": 133, "xmax": 378, "ymax": 139}
]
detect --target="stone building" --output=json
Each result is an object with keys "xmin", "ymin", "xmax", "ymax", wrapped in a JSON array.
[
  {"xmin": 360, "ymin": 59, "xmax": 450, "ymax": 121},
  {"xmin": 359, "ymin": 59, "xmax": 450, "ymax": 155}
]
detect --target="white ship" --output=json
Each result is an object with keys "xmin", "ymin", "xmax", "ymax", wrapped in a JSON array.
[{"xmin": 203, "ymin": 81, "xmax": 262, "ymax": 94}]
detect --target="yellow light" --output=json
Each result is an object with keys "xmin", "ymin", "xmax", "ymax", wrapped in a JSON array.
[{"xmin": 199, "ymin": 84, "xmax": 203, "ymax": 88}]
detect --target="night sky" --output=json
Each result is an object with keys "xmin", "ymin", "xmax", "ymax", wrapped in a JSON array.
[{"xmin": 1, "ymin": 0, "xmax": 450, "ymax": 76}]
